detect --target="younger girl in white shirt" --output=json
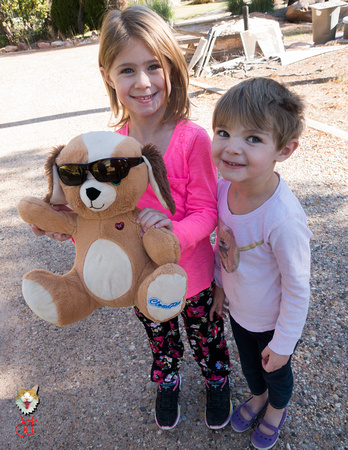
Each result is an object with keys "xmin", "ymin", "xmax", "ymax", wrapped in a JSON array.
[{"xmin": 210, "ymin": 77, "xmax": 312, "ymax": 450}]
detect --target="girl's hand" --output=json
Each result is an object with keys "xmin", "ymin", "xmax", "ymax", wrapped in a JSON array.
[
  {"xmin": 30, "ymin": 204, "xmax": 73, "ymax": 241},
  {"xmin": 261, "ymin": 346, "xmax": 290, "ymax": 373},
  {"xmin": 137, "ymin": 208, "xmax": 173, "ymax": 234},
  {"xmin": 209, "ymin": 285, "xmax": 227, "ymax": 321}
]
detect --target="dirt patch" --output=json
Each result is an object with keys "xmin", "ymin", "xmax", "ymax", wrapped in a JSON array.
[
  {"xmin": 193, "ymin": 45, "xmax": 348, "ymax": 133},
  {"xmin": 181, "ymin": 16, "xmax": 348, "ymax": 133}
]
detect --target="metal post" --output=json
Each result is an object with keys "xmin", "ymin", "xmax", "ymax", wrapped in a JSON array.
[{"xmin": 243, "ymin": 5, "xmax": 249, "ymax": 31}]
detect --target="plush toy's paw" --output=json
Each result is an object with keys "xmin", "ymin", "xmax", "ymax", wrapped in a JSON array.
[
  {"xmin": 146, "ymin": 273, "xmax": 186, "ymax": 322},
  {"xmin": 143, "ymin": 227, "xmax": 181, "ymax": 265},
  {"xmin": 22, "ymin": 269, "xmax": 98, "ymax": 326},
  {"xmin": 138, "ymin": 264, "xmax": 187, "ymax": 322},
  {"xmin": 22, "ymin": 278, "xmax": 59, "ymax": 325}
]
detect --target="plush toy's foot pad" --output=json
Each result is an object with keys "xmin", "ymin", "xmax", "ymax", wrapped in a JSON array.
[
  {"xmin": 146, "ymin": 273, "xmax": 186, "ymax": 322},
  {"xmin": 22, "ymin": 279, "xmax": 59, "ymax": 325}
]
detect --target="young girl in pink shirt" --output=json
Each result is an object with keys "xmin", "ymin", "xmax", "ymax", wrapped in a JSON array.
[{"xmin": 33, "ymin": 6, "xmax": 232, "ymax": 431}]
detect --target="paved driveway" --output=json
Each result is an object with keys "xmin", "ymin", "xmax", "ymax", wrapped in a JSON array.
[{"xmin": 0, "ymin": 43, "xmax": 110, "ymax": 158}]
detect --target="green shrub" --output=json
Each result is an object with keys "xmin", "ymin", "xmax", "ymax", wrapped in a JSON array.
[
  {"xmin": 249, "ymin": 0, "xmax": 275, "ymax": 13},
  {"xmin": 149, "ymin": 0, "xmax": 174, "ymax": 21},
  {"xmin": 128, "ymin": 0, "xmax": 173, "ymax": 22},
  {"xmin": 51, "ymin": 0, "xmax": 81, "ymax": 38},
  {"xmin": 0, "ymin": 34, "xmax": 9, "ymax": 47},
  {"xmin": 226, "ymin": 0, "xmax": 245, "ymax": 15},
  {"xmin": 2, "ymin": 0, "xmax": 49, "ymax": 24},
  {"xmin": 0, "ymin": 0, "xmax": 50, "ymax": 44},
  {"xmin": 227, "ymin": 0, "xmax": 275, "ymax": 15},
  {"xmin": 83, "ymin": 0, "xmax": 107, "ymax": 31}
]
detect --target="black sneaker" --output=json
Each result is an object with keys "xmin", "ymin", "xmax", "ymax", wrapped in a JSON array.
[
  {"xmin": 155, "ymin": 375, "xmax": 181, "ymax": 430},
  {"xmin": 205, "ymin": 376, "xmax": 232, "ymax": 429}
]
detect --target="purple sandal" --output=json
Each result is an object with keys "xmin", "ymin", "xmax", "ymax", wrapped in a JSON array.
[
  {"xmin": 251, "ymin": 408, "xmax": 287, "ymax": 449},
  {"xmin": 231, "ymin": 397, "xmax": 268, "ymax": 433}
]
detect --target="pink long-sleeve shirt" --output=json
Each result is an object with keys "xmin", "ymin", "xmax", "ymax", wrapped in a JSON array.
[{"xmin": 118, "ymin": 119, "xmax": 218, "ymax": 298}]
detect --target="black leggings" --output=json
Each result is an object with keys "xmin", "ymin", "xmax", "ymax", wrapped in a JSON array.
[{"xmin": 230, "ymin": 315, "xmax": 294, "ymax": 409}]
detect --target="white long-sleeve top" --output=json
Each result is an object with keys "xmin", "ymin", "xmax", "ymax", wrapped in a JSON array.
[{"xmin": 214, "ymin": 176, "xmax": 312, "ymax": 355}]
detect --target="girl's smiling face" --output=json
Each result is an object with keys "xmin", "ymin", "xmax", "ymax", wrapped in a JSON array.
[{"xmin": 102, "ymin": 39, "xmax": 171, "ymax": 121}]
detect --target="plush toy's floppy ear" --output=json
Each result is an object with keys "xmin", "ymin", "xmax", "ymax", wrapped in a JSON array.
[
  {"xmin": 142, "ymin": 144, "xmax": 176, "ymax": 215},
  {"xmin": 43, "ymin": 145, "xmax": 68, "ymax": 205}
]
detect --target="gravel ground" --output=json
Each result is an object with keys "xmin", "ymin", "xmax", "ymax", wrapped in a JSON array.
[{"xmin": 0, "ymin": 26, "xmax": 347, "ymax": 450}]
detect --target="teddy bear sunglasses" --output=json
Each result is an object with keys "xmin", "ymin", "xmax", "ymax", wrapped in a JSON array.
[{"xmin": 56, "ymin": 157, "xmax": 144, "ymax": 186}]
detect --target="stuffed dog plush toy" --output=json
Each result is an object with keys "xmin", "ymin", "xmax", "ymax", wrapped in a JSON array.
[{"xmin": 18, "ymin": 132, "xmax": 187, "ymax": 325}]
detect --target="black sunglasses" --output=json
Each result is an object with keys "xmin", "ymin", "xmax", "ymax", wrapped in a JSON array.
[{"xmin": 56, "ymin": 157, "xmax": 144, "ymax": 186}]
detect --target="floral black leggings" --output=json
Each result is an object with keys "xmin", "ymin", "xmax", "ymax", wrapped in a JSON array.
[{"xmin": 134, "ymin": 284, "xmax": 231, "ymax": 384}]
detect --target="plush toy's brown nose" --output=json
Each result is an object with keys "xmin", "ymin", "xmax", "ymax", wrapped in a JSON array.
[{"xmin": 86, "ymin": 187, "xmax": 101, "ymax": 201}]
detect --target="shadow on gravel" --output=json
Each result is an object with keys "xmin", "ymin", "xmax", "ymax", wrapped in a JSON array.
[{"xmin": 299, "ymin": 192, "xmax": 348, "ymax": 218}]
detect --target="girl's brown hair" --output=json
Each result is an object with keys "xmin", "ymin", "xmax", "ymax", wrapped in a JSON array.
[
  {"xmin": 212, "ymin": 77, "xmax": 305, "ymax": 150},
  {"xmin": 99, "ymin": 6, "xmax": 190, "ymax": 128}
]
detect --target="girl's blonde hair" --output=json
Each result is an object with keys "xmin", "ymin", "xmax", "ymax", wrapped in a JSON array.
[
  {"xmin": 99, "ymin": 6, "xmax": 190, "ymax": 128},
  {"xmin": 212, "ymin": 77, "xmax": 305, "ymax": 150}
]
